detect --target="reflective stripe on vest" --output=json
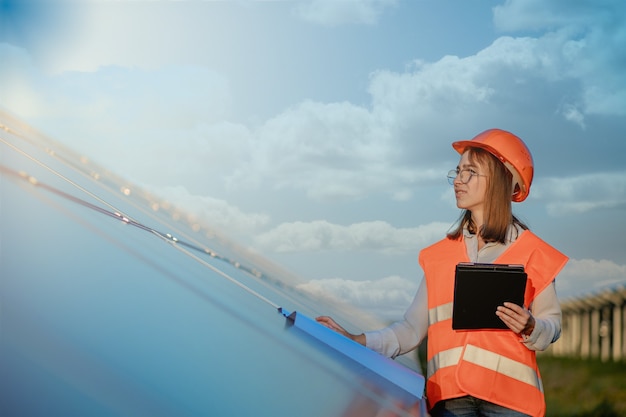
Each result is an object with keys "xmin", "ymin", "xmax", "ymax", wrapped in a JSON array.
[
  {"xmin": 426, "ymin": 345, "xmax": 542, "ymax": 393},
  {"xmin": 463, "ymin": 345, "xmax": 543, "ymax": 392},
  {"xmin": 428, "ymin": 302, "xmax": 453, "ymax": 326},
  {"xmin": 427, "ymin": 346, "xmax": 462, "ymax": 378}
]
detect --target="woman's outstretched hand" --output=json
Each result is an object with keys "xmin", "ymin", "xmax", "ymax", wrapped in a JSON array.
[
  {"xmin": 496, "ymin": 302, "xmax": 536, "ymax": 336},
  {"xmin": 316, "ymin": 316, "xmax": 366, "ymax": 346}
]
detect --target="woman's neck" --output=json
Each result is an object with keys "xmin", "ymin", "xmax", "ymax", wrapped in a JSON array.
[
  {"xmin": 470, "ymin": 212, "xmax": 485, "ymax": 249},
  {"xmin": 470, "ymin": 210, "xmax": 483, "ymax": 230}
]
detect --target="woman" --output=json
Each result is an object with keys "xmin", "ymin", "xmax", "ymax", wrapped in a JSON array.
[{"xmin": 317, "ymin": 129, "xmax": 568, "ymax": 417}]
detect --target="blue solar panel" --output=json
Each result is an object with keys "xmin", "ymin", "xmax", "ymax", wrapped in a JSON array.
[{"xmin": 0, "ymin": 110, "xmax": 426, "ymax": 416}]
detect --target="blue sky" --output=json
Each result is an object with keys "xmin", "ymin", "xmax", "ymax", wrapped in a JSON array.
[{"xmin": 1, "ymin": 0, "xmax": 625, "ymax": 321}]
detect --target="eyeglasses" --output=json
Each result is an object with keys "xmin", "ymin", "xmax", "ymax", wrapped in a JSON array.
[{"xmin": 447, "ymin": 168, "xmax": 487, "ymax": 185}]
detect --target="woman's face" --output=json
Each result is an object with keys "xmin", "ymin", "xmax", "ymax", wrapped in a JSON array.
[{"xmin": 453, "ymin": 150, "xmax": 488, "ymax": 214}]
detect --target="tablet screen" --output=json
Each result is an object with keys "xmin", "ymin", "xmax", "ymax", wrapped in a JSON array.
[{"xmin": 452, "ymin": 263, "xmax": 527, "ymax": 330}]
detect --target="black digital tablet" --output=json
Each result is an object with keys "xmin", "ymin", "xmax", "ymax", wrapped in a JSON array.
[{"xmin": 452, "ymin": 263, "xmax": 527, "ymax": 330}]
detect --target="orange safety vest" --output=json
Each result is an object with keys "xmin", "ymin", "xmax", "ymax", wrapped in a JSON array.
[{"xmin": 419, "ymin": 230, "xmax": 568, "ymax": 416}]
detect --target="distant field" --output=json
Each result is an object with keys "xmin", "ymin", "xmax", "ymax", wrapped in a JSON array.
[{"xmin": 538, "ymin": 356, "xmax": 626, "ymax": 417}]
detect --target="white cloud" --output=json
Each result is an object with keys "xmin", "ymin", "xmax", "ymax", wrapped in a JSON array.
[
  {"xmin": 532, "ymin": 172, "xmax": 626, "ymax": 215},
  {"xmin": 560, "ymin": 103, "xmax": 586, "ymax": 129},
  {"xmin": 4, "ymin": 0, "xmax": 625, "ymax": 204},
  {"xmin": 298, "ymin": 275, "xmax": 418, "ymax": 321},
  {"xmin": 293, "ymin": 0, "xmax": 397, "ymax": 26},
  {"xmin": 369, "ymin": 55, "xmax": 495, "ymax": 118},
  {"xmin": 493, "ymin": 0, "xmax": 602, "ymax": 32},
  {"xmin": 557, "ymin": 258, "xmax": 626, "ymax": 299},
  {"xmin": 369, "ymin": 10, "xmax": 626, "ymax": 137},
  {"xmin": 226, "ymin": 22, "xmax": 626, "ymax": 200},
  {"xmin": 255, "ymin": 219, "xmax": 449, "ymax": 254},
  {"xmin": 146, "ymin": 185, "xmax": 270, "ymax": 236},
  {"xmin": 494, "ymin": 0, "xmax": 626, "ymax": 118},
  {"xmin": 367, "ymin": 32, "xmax": 594, "ymax": 120},
  {"xmin": 228, "ymin": 99, "xmax": 446, "ymax": 201},
  {"xmin": 2, "ymin": 0, "xmax": 625, "ymax": 276}
]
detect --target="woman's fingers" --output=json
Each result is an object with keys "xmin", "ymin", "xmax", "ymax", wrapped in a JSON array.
[
  {"xmin": 496, "ymin": 303, "xmax": 531, "ymax": 334},
  {"xmin": 316, "ymin": 316, "xmax": 343, "ymax": 332}
]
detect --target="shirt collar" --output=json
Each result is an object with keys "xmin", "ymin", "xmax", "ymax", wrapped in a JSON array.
[{"xmin": 462, "ymin": 224, "xmax": 522, "ymax": 243}]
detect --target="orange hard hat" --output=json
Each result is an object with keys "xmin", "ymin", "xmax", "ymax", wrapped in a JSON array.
[{"xmin": 452, "ymin": 129, "xmax": 534, "ymax": 202}]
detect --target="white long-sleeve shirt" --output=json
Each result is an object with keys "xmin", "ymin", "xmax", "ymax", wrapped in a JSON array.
[{"xmin": 365, "ymin": 225, "xmax": 562, "ymax": 359}]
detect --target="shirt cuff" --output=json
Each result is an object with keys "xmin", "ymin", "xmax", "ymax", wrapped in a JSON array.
[
  {"xmin": 364, "ymin": 327, "xmax": 401, "ymax": 358},
  {"xmin": 521, "ymin": 318, "xmax": 557, "ymax": 351}
]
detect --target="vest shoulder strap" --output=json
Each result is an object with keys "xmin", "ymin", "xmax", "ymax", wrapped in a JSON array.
[{"xmin": 498, "ymin": 230, "xmax": 568, "ymax": 301}]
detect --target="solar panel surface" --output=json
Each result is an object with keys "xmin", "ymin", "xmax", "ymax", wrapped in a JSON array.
[{"xmin": 0, "ymin": 110, "xmax": 425, "ymax": 417}]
